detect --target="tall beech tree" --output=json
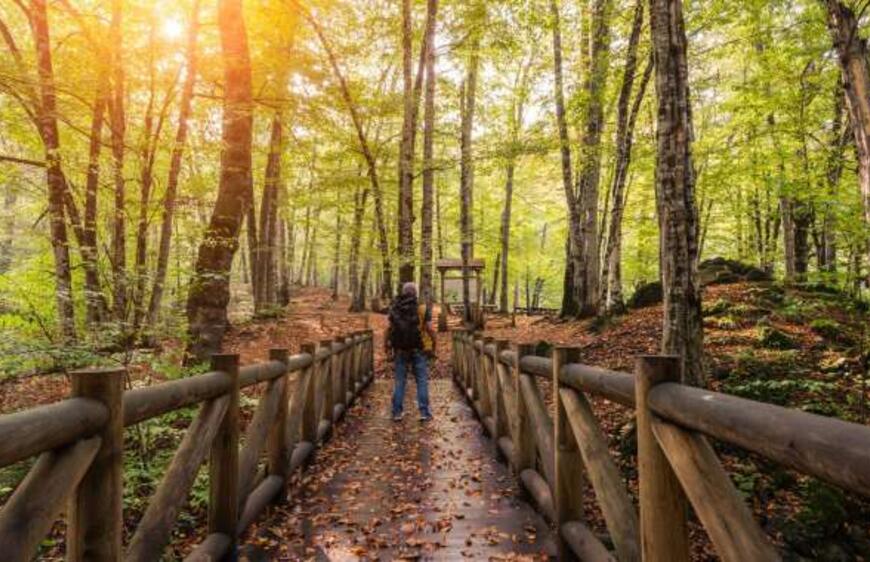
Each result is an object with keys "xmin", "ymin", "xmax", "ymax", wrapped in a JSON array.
[
  {"xmin": 419, "ymin": 0, "xmax": 439, "ymax": 303},
  {"xmin": 822, "ymin": 0, "xmax": 870, "ymax": 277},
  {"xmin": 459, "ymin": 10, "xmax": 482, "ymax": 323},
  {"xmin": 573, "ymin": 0, "xmax": 614, "ymax": 317},
  {"xmin": 30, "ymin": 0, "xmax": 76, "ymax": 341},
  {"xmin": 648, "ymin": 0, "xmax": 704, "ymax": 384},
  {"xmin": 186, "ymin": 0, "xmax": 253, "ymax": 361}
]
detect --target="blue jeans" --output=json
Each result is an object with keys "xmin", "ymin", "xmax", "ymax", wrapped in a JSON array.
[{"xmin": 392, "ymin": 351, "xmax": 431, "ymax": 418}]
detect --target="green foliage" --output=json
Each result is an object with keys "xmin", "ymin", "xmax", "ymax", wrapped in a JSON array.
[
  {"xmin": 726, "ymin": 378, "xmax": 836, "ymax": 407},
  {"xmin": 756, "ymin": 325, "xmax": 798, "ymax": 350},
  {"xmin": 703, "ymin": 298, "xmax": 731, "ymax": 317},
  {"xmin": 810, "ymin": 318, "xmax": 854, "ymax": 347}
]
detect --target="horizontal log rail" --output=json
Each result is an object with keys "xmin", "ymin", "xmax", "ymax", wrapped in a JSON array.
[
  {"xmin": 451, "ymin": 329, "xmax": 870, "ymax": 561},
  {"xmin": 0, "ymin": 329, "xmax": 375, "ymax": 562}
]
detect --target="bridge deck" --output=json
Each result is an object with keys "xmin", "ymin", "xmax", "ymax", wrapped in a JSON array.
[{"xmin": 242, "ymin": 377, "xmax": 555, "ymax": 560}]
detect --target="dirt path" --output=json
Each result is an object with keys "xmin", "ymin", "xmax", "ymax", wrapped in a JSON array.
[{"xmin": 241, "ymin": 357, "xmax": 555, "ymax": 561}]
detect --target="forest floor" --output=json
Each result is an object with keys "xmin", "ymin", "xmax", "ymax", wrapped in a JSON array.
[{"xmin": 1, "ymin": 282, "xmax": 869, "ymax": 560}]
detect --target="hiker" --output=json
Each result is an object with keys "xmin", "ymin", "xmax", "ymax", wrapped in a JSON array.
[{"xmin": 385, "ymin": 282, "xmax": 435, "ymax": 422}]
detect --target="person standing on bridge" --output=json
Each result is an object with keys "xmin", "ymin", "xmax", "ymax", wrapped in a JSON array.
[{"xmin": 385, "ymin": 282, "xmax": 435, "ymax": 422}]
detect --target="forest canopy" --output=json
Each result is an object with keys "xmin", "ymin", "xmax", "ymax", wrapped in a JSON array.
[{"xmin": 0, "ymin": 0, "xmax": 868, "ymax": 375}]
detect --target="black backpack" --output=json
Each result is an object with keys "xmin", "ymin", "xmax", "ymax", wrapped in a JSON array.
[{"xmin": 389, "ymin": 295, "xmax": 422, "ymax": 351}]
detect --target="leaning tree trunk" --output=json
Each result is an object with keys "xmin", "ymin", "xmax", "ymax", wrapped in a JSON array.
[
  {"xmin": 186, "ymin": 0, "xmax": 253, "ymax": 361},
  {"xmin": 550, "ymin": 0, "xmax": 580, "ymax": 318},
  {"xmin": 291, "ymin": 0, "xmax": 393, "ymax": 298},
  {"xmin": 147, "ymin": 0, "xmax": 201, "ymax": 330},
  {"xmin": 602, "ymin": 0, "xmax": 650, "ymax": 314},
  {"xmin": 823, "ymin": 0, "xmax": 870, "ymax": 281},
  {"xmin": 649, "ymin": 0, "xmax": 704, "ymax": 385},
  {"xmin": 31, "ymin": 0, "xmax": 76, "ymax": 341},
  {"xmin": 419, "ymin": 0, "xmax": 439, "ymax": 303}
]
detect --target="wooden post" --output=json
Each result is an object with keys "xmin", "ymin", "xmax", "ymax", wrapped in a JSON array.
[
  {"xmin": 208, "ymin": 354, "xmax": 240, "ymax": 557},
  {"xmin": 268, "ymin": 349, "xmax": 290, "ymax": 483},
  {"xmin": 490, "ymin": 340, "xmax": 507, "ymax": 451},
  {"xmin": 67, "ymin": 367, "xmax": 124, "ymax": 561},
  {"xmin": 553, "ymin": 347, "xmax": 585, "ymax": 560},
  {"xmin": 635, "ymin": 355, "xmax": 689, "ymax": 562},
  {"xmin": 367, "ymin": 329, "xmax": 375, "ymax": 382},
  {"xmin": 318, "ymin": 340, "xmax": 333, "ymax": 432},
  {"xmin": 299, "ymin": 343, "xmax": 317, "ymax": 444},
  {"xmin": 494, "ymin": 340, "xmax": 511, "ymax": 437},
  {"xmin": 480, "ymin": 337, "xmax": 495, "ymax": 423},
  {"xmin": 513, "ymin": 343, "xmax": 536, "ymax": 476},
  {"xmin": 452, "ymin": 331, "xmax": 462, "ymax": 382},
  {"xmin": 332, "ymin": 336, "xmax": 347, "ymax": 410}
]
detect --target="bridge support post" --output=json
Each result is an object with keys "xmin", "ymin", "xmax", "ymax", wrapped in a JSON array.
[
  {"xmin": 553, "ymin": 347, "xmax": 585, "ymax": 561},
  {"xmin": 512, "ymin": 343, "xmax": 537, "ymax": 477},
  {"xmin": 300, "ymin": 343, "xmax": 318, "ymax": 444},
  {"xmin": 268, "ymin": 348, "xmax": 290, "ymax": 488},
  {"xmin": 319, "ymin": 339, "xmax": 334, "ymax": 437},
  {"xmin": 635, "ymin": 355, "xmax": 689, "ymax": 562},
  {"xmin": 367, "ymin": 329, "xmax": 375, "ymax": 383},
  {"xmin": 67, "ymin": 367, "xmax": 125, "ymax": 562},
  {"xmin": 208, "ymin": 353, "xmax": 240, "ymax": 559}
]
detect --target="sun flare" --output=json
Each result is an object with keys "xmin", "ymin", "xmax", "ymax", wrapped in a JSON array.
[{"xmin": 160, "ymin": 17, "xmax": 184, "ymax": 41}]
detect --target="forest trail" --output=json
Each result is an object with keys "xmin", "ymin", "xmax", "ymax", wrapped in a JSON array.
[{"xmin": 239, "ymin": 331, "xmax": 555, "ymax": 561}]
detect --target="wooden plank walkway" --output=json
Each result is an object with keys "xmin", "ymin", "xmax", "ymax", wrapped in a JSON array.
[{"xmin": 241, "ymin": 376, "xmax": 555, "ymax": 561}]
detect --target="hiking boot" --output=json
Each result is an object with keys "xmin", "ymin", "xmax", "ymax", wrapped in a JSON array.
[
  {"xmin": 419, "ymin": 414, "xmax": 433, "ymax": 423},
  {"xmin": 392, "ymin": 413, "xmax": 404, "ymax": 422}
]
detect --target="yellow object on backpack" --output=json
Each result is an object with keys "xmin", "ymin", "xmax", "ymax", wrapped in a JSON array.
[{"xmin": 419, "ymin": 304, "xmax": 434, "ymax": 356}]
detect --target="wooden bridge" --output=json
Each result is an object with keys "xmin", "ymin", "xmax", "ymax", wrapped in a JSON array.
[{"xmin": 1, "ymin": 327, "xmax": 870, "ymax": 560}]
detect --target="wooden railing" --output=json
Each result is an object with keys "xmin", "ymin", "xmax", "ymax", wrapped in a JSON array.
[
  {"xmin": 0, "ymin": 330, "xmax": 374, "ymax": 562},
  {"xmin": 451, "ymin": 330, "xmax": 870, "ymax": 562}
]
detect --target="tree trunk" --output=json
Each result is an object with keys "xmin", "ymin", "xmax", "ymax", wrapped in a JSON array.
[
  {"xmin": 186, "ymin": 0, "xmax": 253, "ymax": 361},
  {"xmin": 147, "ymin": 0, "xmax": 200, "ymax": 330},
  {"xmin": 398, "ymin": 0, "xmax": 415, "ymax": 285},
  {"xmin": 550, "ymin": 0, "xmax": 580, "ymax": 318},
  {"xmin": 0, "ymin": 184, "xmax": 14, "ymax": 274},
  {"xmin": 255, "ymin": 114, "xmax": 283, "ymax": 312},
  {"xmin": 822, "ymin": 83, "xmax": 848, "ymax": 273},
  {"xmin": 460, "ymin": 21, "xmax": 481, "ymax": 324},
  {"xmin": 435, "ymin": 180, "xmax": 444, "ymax": 260},
  {"xmin": 574, "ymin": 0, "xmax": 613, "ymax": 317},
  {"xmin": 419, "ymin": 0, "xmax": 439, "ymax": 303},
  {"xmin": 498, "ymin": 53, "xmax": 532, "ymax": 314},
  {"xmin": 297, "ymin": 204, "xmax": 311, "ymax": 285},
  {"xmin": 822, "ymin": 0, "xmax": 870, "ymax": 281},
  {"xmin": 649, "ymin": 0, "xmax": 704, "ymax": 385},
  {"xmin": 349, "ymin": 184, "xmax": 369, "ymax": 311},
  {"xmin": 490, "ymin": 252, "xmax": 500, "ymax": 307},
  {"xmin": 31, "ymin": 0, "xmax": 76, "ymax": 341},
  {"xmin": 83, "ymin": 79, "xmax": 109, "ymax": 326},
  {"xmin": 498, "ymin": 163, "xmax": 514, "ymax": 313},
  {"xmin": 109, "ymin": 0, "xmax": 128, "ymax": 324},
  {"xmin": 331, "ymin": 213, "xmax": 342, "ymax": 299},
  {"xmin": 602, "ymin": 0, "xmax": 650, "ymax": 314}
]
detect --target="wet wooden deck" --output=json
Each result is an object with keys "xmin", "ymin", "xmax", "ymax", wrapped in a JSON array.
[{"xmin": 241, "ymin": 377, "xmax": 555, "ymax": 560}]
